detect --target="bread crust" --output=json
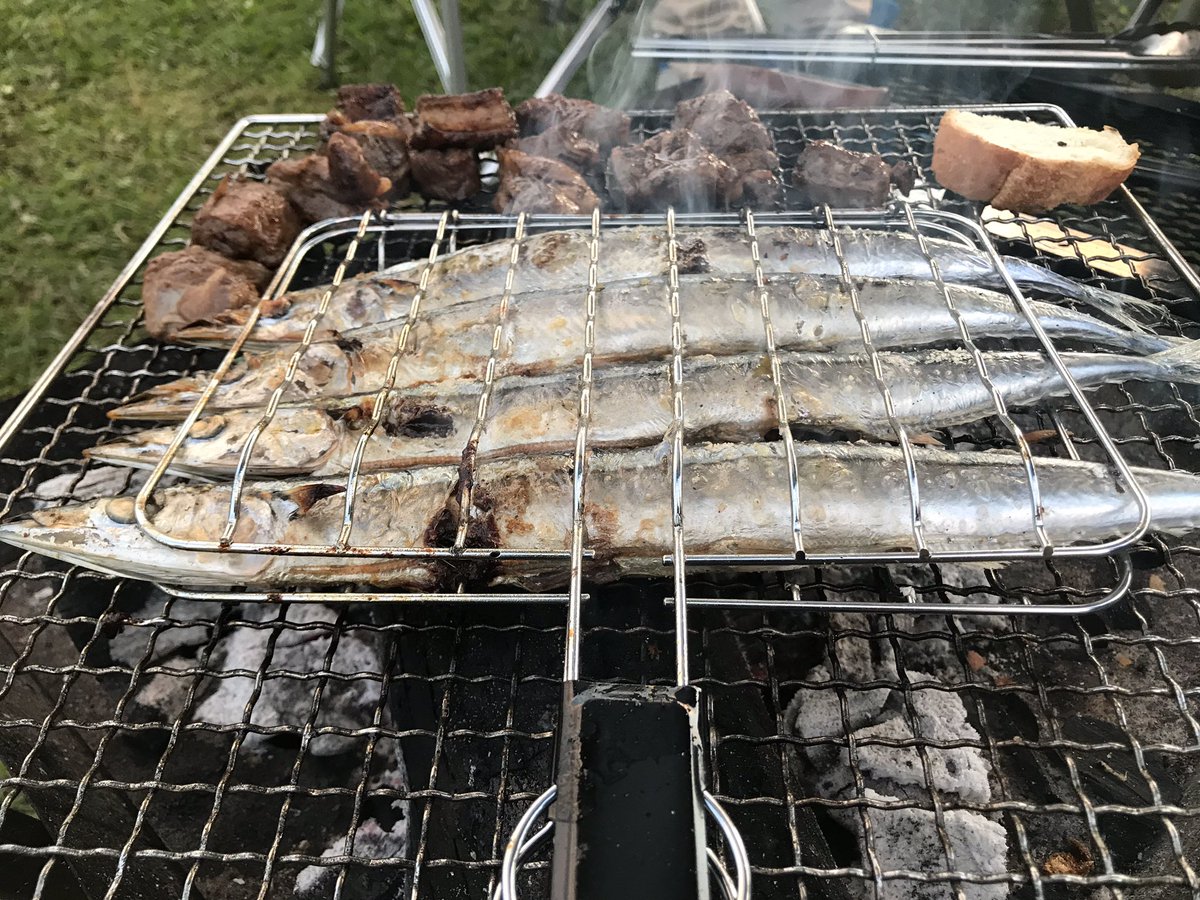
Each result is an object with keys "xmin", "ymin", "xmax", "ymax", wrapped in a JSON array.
[{"xmin": 932, "ymin": 109, "xmax": 1139, "ymax": 213}]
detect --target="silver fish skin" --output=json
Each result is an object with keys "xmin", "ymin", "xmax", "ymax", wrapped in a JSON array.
[
  {"xmin": 114, "ymin": 273, "xmax": 1179, "ymax": 421},
  {"xmin": 91, "ymin": 343, "xmax": 1200, "ymax": 479},
  {"xmin": 3, "ymin": 442, "xmax": 1197, "ymax": 590},
  {"xmin": 174, "ymin": 226, "xmax": 1158, "ymax": 346}
]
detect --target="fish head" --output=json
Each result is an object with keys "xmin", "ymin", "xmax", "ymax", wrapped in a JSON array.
[{"xmin": 0, "ymin": 496, "xmax": 272, "ymax": 586}]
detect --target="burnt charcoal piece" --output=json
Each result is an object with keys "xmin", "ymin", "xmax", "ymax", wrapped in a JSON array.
[
  {"xmin": 515, "ymin": 122, "xmax": 602, "ymax": 175},
  {"xmin": 410, "ymin": 88, "xmax": 517, "ymax": 150},
  {"xmin": 793, "ymin": 140, "xmax": 905, "ymax": 209},
  {"xmin": 608, "ymin": 129, "xmax": 740, "ymax": 211},
  {"xmin": 516, "ymin": 93, "xmax": 631, "ymax": 154},
  {"xmin": 335, "ymin": 82, "xmax": 406, "ymax": 122},
  {"xmin": 409, "ymin": 148, "xmax": 482, "ymax": 201},
  {"xmin": 190, "ymin": 176, "xmax": 302, "ymax": 268},
  {"xmin": 673, "ymin": 89, "xmax": 776, "ymax": 156},
  {"xmin": 141, "ymin": 245, "xmax": 270, "ymax": 340},
  {"xmin": 494, "ymin": 148, "xmax": 598, "ymax": 215},
  {"xmin": 327, "ymin": 118, "xmax": 413, "ymax": 196}
]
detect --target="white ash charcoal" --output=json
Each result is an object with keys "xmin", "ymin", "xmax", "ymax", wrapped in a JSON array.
[
  {"xmin": 786, "ymin": 664, "xmax": 894, "ymax": 765},
  {"xmin": 293, "ymin": 816, "xmax": 408, "ymax": 898},
  {"xmin": 192, "ymin": 604, "xmax": 385, "ymax": 756},
  {"xmin": 833, "ymin": 788, "xmax": 1009, "ymax": 900},
  {"xmin": 847, "ymin": 686, "xmax": 992, "ymax": 806}
]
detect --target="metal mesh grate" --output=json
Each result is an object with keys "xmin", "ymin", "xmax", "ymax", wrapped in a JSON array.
[{"xmin": 2, "ymin": 107, "xmax": 1200, "ymax": 899}]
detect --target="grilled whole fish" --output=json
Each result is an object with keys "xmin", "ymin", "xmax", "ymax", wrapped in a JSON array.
[
  {"xmin": 91, "ymin": 343, "xmax": 1200, "ymax": 479},
  {"xmin": 115, "ymin": 274, "xmax": 1180, "ymax": 421},
  {"xmin": 173, "ymin": 226, "xmax": 1159, "ymax": 346},
  {"xmin": 2, "ymin": 442, "xmax": 1196, "ymax": 589}
]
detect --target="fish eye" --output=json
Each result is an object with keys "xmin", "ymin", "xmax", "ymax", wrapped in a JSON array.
[
  {"xmin": 189, "ymin": 415, "xmax": 227, "ymax": 441},
  {"xmin": 104, "ymin": 497, "xmax": 137, "ymax": 524}
]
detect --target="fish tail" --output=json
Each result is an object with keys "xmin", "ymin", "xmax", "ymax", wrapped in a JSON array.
[
  {"xmin": 1143, "ymin": 339, "xmax": 1200, "ymax": 384},
  {"xmin": 1004, "ymin": 258, "xmax": 1165, "ymax": 334}
]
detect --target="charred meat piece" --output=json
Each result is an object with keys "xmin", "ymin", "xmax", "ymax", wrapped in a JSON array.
[
  {"xmin": 267, "ymin": 134, "xmax": 392, "ymax": 225},
  {"xmin": 494, "ymin": 148, "xmax": 598, "ymax": 215},
  {"xmin": 335, "ymin": 83, "xmax": 406, "ymax": 122},
  {"xmin": 673, "ymin": 89, "xmax": 775, "ymax": 156},
  {"xmin": 409, "ymin": 148, "xmax": 482, "ymax": 202},
  {"xmin": 410, "ymin": 88, "xmax": 517, "ymax": 150},
  {"xmin": 142, "ymin": 245, "xmax": 271, "ymax": 340},
  {"xmin": 793, "ymin": 141, "xmax": 914, "ymax": 209},
  {"xmin": 516, "ymin": 94, "xmax": 631, "ymax": 154},
  {"xmin": 608, "ymin": 129, "xmax": 740, "ymax": 211},
  {"xmin": 739, "ymin": 169, "xmax": 783, "ymax": 206},
  {"xmin": 515, "ymin": 122, "xmax": 602, "ymax": 175},
  {"xmin": 325, "ymin": 118, "xmax": 412, "ymax": 196},
  {"xmin": 190, "ymin": 177, "xmax": 302, "ymax": 268}
]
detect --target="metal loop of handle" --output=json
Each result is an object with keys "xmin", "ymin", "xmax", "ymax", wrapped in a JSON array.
[{"xmin": 493, "ymin": 786, "xmax": 750, "ymax": 900}]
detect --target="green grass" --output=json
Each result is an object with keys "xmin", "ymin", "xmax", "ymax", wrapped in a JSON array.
[{"xmin": 0, "ymin": 0, "xmax": 590, "ymax": 398}]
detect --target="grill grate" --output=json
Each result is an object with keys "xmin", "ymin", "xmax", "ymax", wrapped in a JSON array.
[{"xmin": 2, "ymin": 106, "xmax": 1200, "ymax": 899}]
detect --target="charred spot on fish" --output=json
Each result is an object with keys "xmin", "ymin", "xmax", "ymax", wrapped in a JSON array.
[
  {"xmin": 260, "ymin": 296, "xmax": 291, "ymax": 319},
  {"xmin": 384, "ymin": 402, "xmax": 455, "ymax": 439},
  {"xmin": 295, "ymin": 379, "xmax": 309, "ymax": 393},
  {"xmin": 676, "ymin": 238, "xmax": 709, "ymax": 274},
  {"xmin": 328, "ymin": 400, "xmax": 374, "ymax": 427},
  {"xmin": 530, "ymin": 232, "xmax": 570, "ymax": 269},
  {"xmin": 286, "ymin": 483, "xmax": 348, "ymax": 518},
  {"xmin": 334, "ymin": 334, "xmax": 364, "ymax": 353}
]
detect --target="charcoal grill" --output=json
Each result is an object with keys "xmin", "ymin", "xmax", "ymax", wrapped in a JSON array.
[{"xmin": 4, "ymin": 102, "xmax": 1200, "ymax": 900}]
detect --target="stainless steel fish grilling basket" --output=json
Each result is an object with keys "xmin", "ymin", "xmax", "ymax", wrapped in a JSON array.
[{"xmin": 127, "ymin": 205, "xmax": 1157, "ymax": 610}]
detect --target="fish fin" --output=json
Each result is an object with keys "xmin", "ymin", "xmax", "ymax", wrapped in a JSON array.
[
  {"xmin": 1145, "ymin": 339, "xmax": 1200, "ymax": 384},
  {"xmin": 285, "ymin": 483, "xmax": 347, "ymax": 518}
]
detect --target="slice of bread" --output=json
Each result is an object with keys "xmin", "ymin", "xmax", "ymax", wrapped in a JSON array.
[{"xmin": 932, "ymin": 109, "xmax": 1139, "ymax": 213}]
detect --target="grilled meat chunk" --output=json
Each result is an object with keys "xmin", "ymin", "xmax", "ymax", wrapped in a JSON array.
[
  {"xmin": 495, "ymin": 148, "xmax": 598, "ymax": 214},
  {"xmin": 141, "ymin": 246, "xmax": 270, "ymax": 340},
  {"xmin": 333, "ymin": 82, "xmax": 406, "ymax": 122},
  {"xmin": 410, "ymin": 88, "xmax": 517, "ymax": 150},
  {"xmin": 673, "ymin": 89, "xmax": 774, "ymax": 156},
  {"xmin": 514, "ymin": 123, "xmax": 602, "ymax": 175},
  {"xmin": 516, "ymin": 94, "xmax": 631, "ymax": 154},
  {"xmin": 793, "ymin": 140, "xmax": 914, "ymax": 208},
  {"xmin": 324, "ymin": 118, "xmax": 412, "ymax": 196},
  {"xmin": 608, "ymin": 129, "xmax": 740, "ymax": 211},
  {"xmin": 409, "ymin": 148, "xmax": 482, "ymax": 201},
  {"xmin": 268, "ymin": 133, "xmax": 392, "ymax": 224},
  {"xmin": 190, "ymin": 176, "xmax": 301, "ymax": 268}
]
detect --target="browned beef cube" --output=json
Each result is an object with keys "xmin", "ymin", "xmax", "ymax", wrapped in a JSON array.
[
  {"xmin": 141, "ymin": 245, "xmax": 270, "ymax": 339},
  {"xmin": 739, "ymin": 169, "xmax": 783, "ymax": 206},
  {"xmin": 327, "ymin": 118, "xmax": 412, "ymax": 196},
  {"xmin": 673, "ymin": 90, "xmax": 774, "ymax": 156},
  {"xmin": 409, "ymin": 148, "xmax": 482, "ymax": 201},
  {"xmin": 494, "ymin": 148, "xmax": 598, "ymax": 215},
  {"xmin": 267, "ymin": 132, "xmax": 393, "ymax": 225},
  {"xmin": 607, "ymin": 129, "xmax": 740, "ymax": 211},
  {"xmin": 515, "ymin": 122, "xmax": 602, "ymax": 175},
  {"xmin": 190, "ymin": 177, "xmax": 302, "ymax": 268},
  {"xmin": 792, "ymin": 140, "xmax": 900, "ymax": 208},
  {"xmin": 335, "ymin": 83, "xmax": 406, "ymax": 122},
  {"xmin": 410, "ymin": 88, "xmax": 517, "ymax": 150},
  {"xmin": 516, "ymin": 94, "xmax": 631, "ymax": 154}
]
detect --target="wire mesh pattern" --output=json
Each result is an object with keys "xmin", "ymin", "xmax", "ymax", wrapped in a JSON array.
[{"xmin": 2, "ymin": 106, "xmax": 1200, "ymax": 898}]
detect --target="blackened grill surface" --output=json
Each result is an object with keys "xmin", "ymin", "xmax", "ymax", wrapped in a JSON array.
[{"xmin": 2, "ymin": 101, "xmax": 1200, "ymax": 900}]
